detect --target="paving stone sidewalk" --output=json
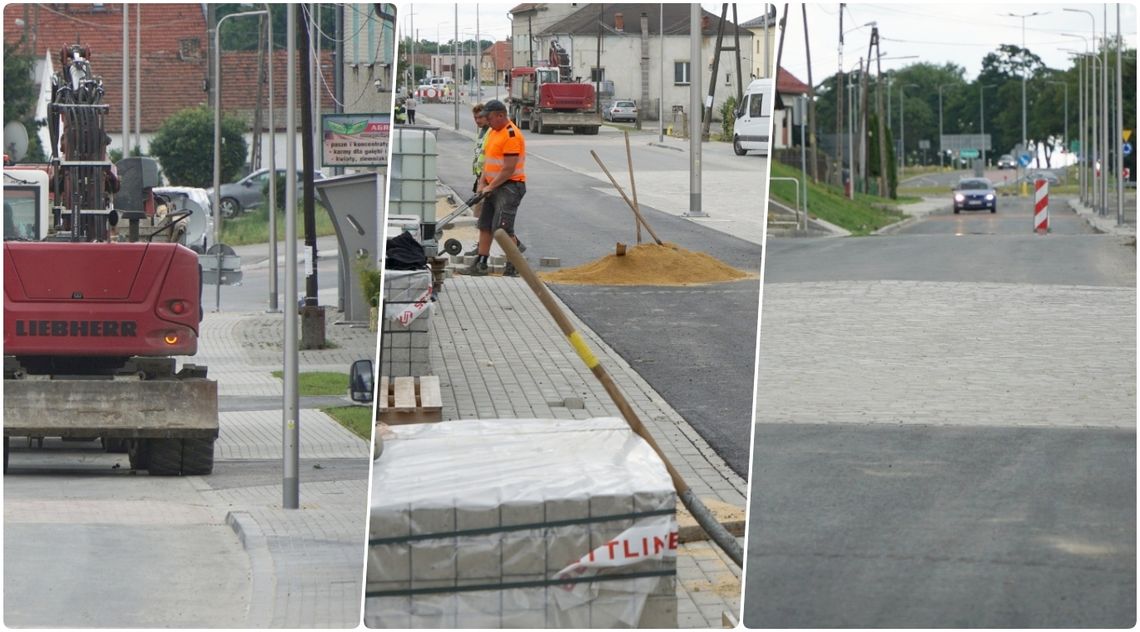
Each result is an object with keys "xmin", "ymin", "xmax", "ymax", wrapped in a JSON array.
[
  {"xmin": 188, "ymin": 306, "xmax": 375, "ymax": 628},
  {"xmin": 756, "ymin": 280, "xmax": 1137, "ymax": 428},
  {"xmin": 425, "ymin": 274, "xmax": 745, "ymax": 627}
]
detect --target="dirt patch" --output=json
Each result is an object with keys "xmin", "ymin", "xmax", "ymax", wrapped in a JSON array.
[{"xmin": 539, "ymin": 242, "xmax": 754, "ymax": 286}]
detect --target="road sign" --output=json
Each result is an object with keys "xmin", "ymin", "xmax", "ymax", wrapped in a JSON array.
[
  {"xmin": 1125, "ymin": 129, "xmax": 1133, "ymax": 143},
  {"xmin": 1124, "ymin": 142, "xmax": 1132, "ymax": 157},
  {"xmin": 1018, "ymin": 153, "xmax": 1032, "ymax": 167},
  {"xmin": 960, "ymin": 148, "xmax": 979, "ymax": 159}
]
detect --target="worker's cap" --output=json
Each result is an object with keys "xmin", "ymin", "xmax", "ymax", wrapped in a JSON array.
[{"xmin": 483, "ymin": 99, "xmax": 507, "ymax": 113}]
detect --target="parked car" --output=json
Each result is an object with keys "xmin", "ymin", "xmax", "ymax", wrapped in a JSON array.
[
  {"xmin": 997, "ymin": 154, "xmax": 1016, "ymax": 169},
  {"xmin": 207, "ymin": 168, "xmax": 324, "ymax": 218},
  {"xmin": 953, "ymin": 177, "xmax": 997, "ymax": 214},
  {"xmin": 603, "ymin": 100, "xmax": 638, "ymax": 123}
]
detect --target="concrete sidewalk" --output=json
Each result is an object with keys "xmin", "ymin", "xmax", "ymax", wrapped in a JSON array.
[
  {"xmin": 426, "ymin": 274, "xmax": 745, "ymax": 627},
  {"xmin": 1067, "ymin": 195, "xmax": 1137, "ymax": 237},
  {"xmin": 190, "ymin": 302, "xmax": 375, "ymax": 628}
]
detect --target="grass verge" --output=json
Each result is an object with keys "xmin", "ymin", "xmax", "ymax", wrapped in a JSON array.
[
  {"xmin": 221, "ymin": 204, "xmax": 338, "ymax": 246},
  {"xmin": 323, "ymin": 405, "xmax": 373, "ymax": 440},
  {"xmin": 272, "ymin": 371, "xmax": 349, "ymax": 396},
  {"xmin": 769, "ymin": 161, "xmax": 907, "ymax": 236}
]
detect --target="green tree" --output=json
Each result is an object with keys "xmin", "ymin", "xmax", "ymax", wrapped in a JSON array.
[
  {"xmin": 216, "ymin": 4, "xmax": 337, "ymax": 51},
  {"xmin": 149, "ymin": 106, "xmax": 248, "ymax": 188},
  {"xmin": 3, "ymin": 41, "xmax": 46, "ymax": 161}
]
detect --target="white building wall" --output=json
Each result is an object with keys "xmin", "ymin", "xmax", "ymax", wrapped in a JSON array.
[
  {"xmin": 511, "ymin": 4, "xmax": 582, "ymax": 67},
  {"xmin": 525, "ymin": 33, "xmax": 753, "ymax": 122}
]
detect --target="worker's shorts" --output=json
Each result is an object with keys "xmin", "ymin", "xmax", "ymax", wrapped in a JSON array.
[{"xmin": 478, "ymin": 180, "xmax": 526, "ymax": 235}]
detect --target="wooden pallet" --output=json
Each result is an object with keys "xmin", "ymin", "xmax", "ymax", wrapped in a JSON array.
[{"xmin": 377, "ymin": 376, "xmax": 443, "ymax": 425}]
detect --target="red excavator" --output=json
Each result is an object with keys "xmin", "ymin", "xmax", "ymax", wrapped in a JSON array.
[
  {"xmin": 3, "ymin": 44, "xmax": 218, "ymax": 475},
  {"xmin": 507, "ymin": 41, "xmax": 602, "ymax": 135}
]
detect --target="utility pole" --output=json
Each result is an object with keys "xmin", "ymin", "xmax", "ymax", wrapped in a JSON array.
[
  {"xmin": 266, "ymin": 7, "xmax": 278, "ymax": 313},
  {"xmin": 298, "ymin": 4, "xmax": 319, "ymax": 310},
  {"xmin": 134, "ymin": 3, "xmax": 140, "ymax": 152},
  {"xmin": 801, "ymin": 4, "xmax": 818, "ymax": 182},
  {"xmin": 121, "ymin": 4, "xmax": 129, "ymax": 155},
  {"xmin": 453, "ymin": 7, "xmax": 459, "ymax": 129},
  {"xmin": 837, "ymin": 4, "xmax": 844, "ymax": 188}
]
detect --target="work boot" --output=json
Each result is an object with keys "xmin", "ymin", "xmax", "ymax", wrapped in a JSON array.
[
  {"xmin": 458, "ymin": 258, "xmax": 488, "ymax": 276},
  {"xmin": 503, "ymin": 262, "xmax": 518, "ymax": 277}
]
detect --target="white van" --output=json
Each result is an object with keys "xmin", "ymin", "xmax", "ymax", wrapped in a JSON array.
[{"xmin": 733, "ymin": 78, "xmax": 773, "ymax": 156}]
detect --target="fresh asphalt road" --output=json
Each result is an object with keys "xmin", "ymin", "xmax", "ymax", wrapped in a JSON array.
[
  {"xmin": 763, "ymin": 197, "xmax": 1131, "ymax": 287},
  {"xmin": 419, "ymin": 103, "xmax": 763, "ymax": 476},
  {"xmin": 745, "ymin": 195, "xmax": 1136, "ymax": 627}
]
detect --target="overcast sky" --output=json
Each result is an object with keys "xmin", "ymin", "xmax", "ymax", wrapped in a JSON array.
[
  {"xmin": 396, "ymin": 3, "xmax": 1136, "ymax": 84},
  {"xmin": 395, "ymin": 3, "xmax": 768, "ymax": 46},
  {"xmin": 778, "ymin": 3, "xmax": 1138, "ymax": 84}
]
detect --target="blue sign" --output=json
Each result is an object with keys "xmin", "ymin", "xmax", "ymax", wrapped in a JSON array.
[
  {"xmin": 1018, "ymin": 153, "xmax": 1033, "ymax": 167},
  {"xmin": 1124, "ymin": 142, "xmax": 1133, "ymax": 157}
]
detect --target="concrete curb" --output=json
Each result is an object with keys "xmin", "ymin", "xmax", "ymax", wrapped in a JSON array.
[
  {"xmin": 648, "ymin": 142, "xmax": 685, "ymax": 153},
  {"xmin": 767, "ymin": 199, "xmax": 850, "ymax": 238},
  {"xmin": 225, "ymin": 511, "xmax": 277, "ymax": 627},
  {"xmin": 1066, "ymin": 197, "xmax": 1137, "ymax": 237},
  {"xmin": 874, "ymin": 216, "xmax": 919, "ymax": 236}
]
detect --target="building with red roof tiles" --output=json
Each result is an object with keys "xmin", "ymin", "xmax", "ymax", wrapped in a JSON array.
[
  {"xmin": 3, "ymin": 4, "xmax": 348, "ymax": 174},
  {"xmin": 772, "ymin": 67, "xmax": 813, "ymax": 149},
  {"xmin": 480, "ymin": 40, "xmax": 512, "ymax": 86}
]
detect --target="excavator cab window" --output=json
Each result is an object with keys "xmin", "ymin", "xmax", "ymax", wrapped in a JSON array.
[
  {"xmin": 536, "ymin": 68, "xmax": 559, "ymax": 86},
  {"xmin": 3, "ymin": 189, "xmax": 40, "ymax": 241}
]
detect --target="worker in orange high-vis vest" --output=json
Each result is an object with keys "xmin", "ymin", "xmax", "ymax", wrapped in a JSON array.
[{"xmin": 459, "ymin": 99, "xmax": 528, "ymax": 277}]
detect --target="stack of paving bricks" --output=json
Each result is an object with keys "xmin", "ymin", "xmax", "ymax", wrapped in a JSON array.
[
  {"xmin": 380, "ymin": 269, "xmax": 434, "ymax": 377},
  {"xmin": 365, "ymin": 418, "xmax": 678, "ymax": 628}
]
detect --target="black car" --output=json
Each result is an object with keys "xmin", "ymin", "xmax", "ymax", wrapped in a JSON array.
[{"xmin": 953, "ymin": 178, "xmax": 997, "ymax": 214}]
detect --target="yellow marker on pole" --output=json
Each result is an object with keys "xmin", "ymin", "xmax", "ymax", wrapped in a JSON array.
[{"xmin": 567, "ymin": 332, "xmax": 599, "ymax": 369}]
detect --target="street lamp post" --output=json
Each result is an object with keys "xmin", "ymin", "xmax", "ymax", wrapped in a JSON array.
[
  {"xmin": 1006, "ymin": 11, "xmax": 1047, "ymax": 195},
  {"xmin": 213, "ymin": 9, "xmax": 269, "ymax": 313},
  {"xmin": 900, "ymin": 83, "xmax": 918, "ymax": 170},
  {"xmin": 979, "ymin": 83, "xmax": 997, "ymax": 169},
  {"xmin": 1062, "ymin": 33, "xmax": 1090, "ymax": 204},
  {"xmin": 937, "ymin": 84, "xmax": 952, "ymax": 170},
  {"xmin": 1065, "ymin": 8, "xmax": 1099, "ymax": 211},
  {"xmin": 1046, "ymin": 80, "xmax": 1068, "ymax": 162}
]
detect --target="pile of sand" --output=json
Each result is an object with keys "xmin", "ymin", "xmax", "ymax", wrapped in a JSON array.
[{"xmin": 540, "ymin": 242, "xmax": 754, "ymax": 286}]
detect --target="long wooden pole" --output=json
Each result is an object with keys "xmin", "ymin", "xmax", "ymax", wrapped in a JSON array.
[
  {"xmin": 590, "ymin": 150, "xmax": 664, "ymax": 245},
  {"xmin": 624, "ymin": 131, "xmax": 643, "ymax": 244},
  {"xmin": 494, "ymin": 229, "xmax": 744, "ymax": 568}
]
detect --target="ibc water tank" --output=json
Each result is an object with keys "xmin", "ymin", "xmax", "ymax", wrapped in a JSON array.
[{"xmin": 388, "ymin": 127, "xmax": 438, "ymax": 224}]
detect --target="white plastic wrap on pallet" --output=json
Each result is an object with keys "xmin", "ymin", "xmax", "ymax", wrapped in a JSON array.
[
  {"xmin": 382, "ymin": 269, "xmax": 433, "ymax": 325},
  {"xmin": 365, "ymin": 418, "xmax": 678, "ymax": 628}
]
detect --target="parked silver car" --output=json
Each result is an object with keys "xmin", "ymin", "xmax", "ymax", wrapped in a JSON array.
[
  {"xmin": 207, "ymin": 168, "xmax": 324, "ymax": 218},
  {"xmin": 603, "ymin": 100, "xmax": 638, "ymax": 123}
]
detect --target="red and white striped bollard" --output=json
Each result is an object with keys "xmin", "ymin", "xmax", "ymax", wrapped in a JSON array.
[{"xmin": 1033, "ymin": 179, "xmax": 1049, "ymax": 234}]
